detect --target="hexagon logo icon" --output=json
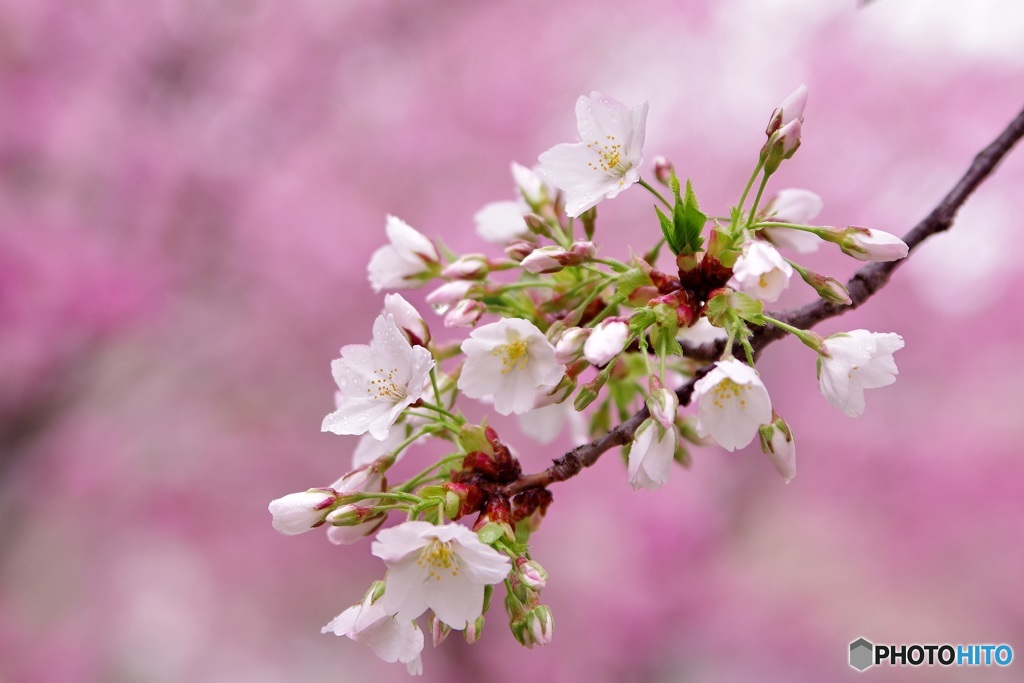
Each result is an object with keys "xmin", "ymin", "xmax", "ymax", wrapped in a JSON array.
[{"xmin": 850, "ymin": 637, "xmax": 874, "ymax": 671}]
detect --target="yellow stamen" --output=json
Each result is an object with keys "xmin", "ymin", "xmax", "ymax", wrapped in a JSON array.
[
  {"xmin": 494, "ymin": 339, "xmax": 529, "ymax": 375},
  {"xmin": 416, "ymin": 539, "xmax": 460, "ymax": 581}
]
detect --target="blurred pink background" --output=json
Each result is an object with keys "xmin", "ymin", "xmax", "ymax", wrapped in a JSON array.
[{"xmin": 2, "ymin": 1, "xmax": 1023, "ymax": 681}]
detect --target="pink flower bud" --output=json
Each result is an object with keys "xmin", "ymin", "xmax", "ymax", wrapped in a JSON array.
[
  {"xmin": 521, "ymin": 246, "xmax": 568, "ymax": 274},
  {"xmin": 464, "ymin": 616, "xmax": 485, "ymax": 644},
  {"xmin": 568, "ymin": 240, "xmax": 597, "ymax": 260},
  {"xmin": 430, "ymin": 613, "xmax": 451, "ymax": 646},
  {"xmin": 759, "ymin": 417, "xmax": 796, "ymax": 483},
  {"xmin": 583, "ymin": 318, "xmax": 630, "ymax": 366},
  {"xmin": 268, "ymin": 490, "xmax": 336, "ymax": 535},
  {"xmin": 839, "ymin": 227, "xmax": 909, "ymax": 262},
  {"xmin": 647, "ymin": 387, "xmax": 679, "ymax": 430},
  {"xmin": 766, "ymin": 84, "xmax": 808, "ymax": 136},
  {"xmin": 426, "ymin": 280, "xmax": 476, "ymax": 312},
  {"xmin": 441, "ymin": 254, "xmax": 489, "ymax": 279},
  {"xmin": 515, "ymin": 557, "xmax": 549, "ymax": 590},
  {"xmin": 554, "ymin": 327, "xmax": 591, "ymax": 364},
  {"xmin": 504, "ymin": 239, "xmax": 536, "ymax": 262},
  {"xmin": 525, "ymin": 606, "xmax": 553, "ymax": 648},
  {"xmin": 653, "ymin": 155, "xmax": 674, "ymax": 184},
  {"xmin": 383, "ymin": 293, "xmax": 430, "ymax": 346},
  {"xmin": 444, "ymin": 299, "xmax": 484, "ymax": 328}
]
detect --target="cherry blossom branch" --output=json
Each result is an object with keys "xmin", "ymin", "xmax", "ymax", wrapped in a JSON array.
[{"xmin": 506, "ymin": 102, "xmax": 1024, "ymax": 496}]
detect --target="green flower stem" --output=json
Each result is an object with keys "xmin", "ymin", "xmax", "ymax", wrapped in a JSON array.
[
  {"xmin": 416, "ymin": 401, "xmax": 464, "ymax": 425},
  {"xmin": 344, "ymin": 491, "xmax": 422, "ymax": 504},
  {"xmin": 589, "ymin": 293, "xmax": 626, "ymax": 326},
  {"xmin": 638, "ymin": 178, "xmax": 672, "ymax": 208},
  {"xmin": 736, "ymin": 159, "xmax": 764, "ymax": 215},
  {"xmin": 429, "ymin": 367, "xmax": 443, "ymax": 410},
  {"xmin": 495, "ymin": 280, "xmax": 560, "ymax": 292},
  {"xmin": 399, "ymin": 453, "xmax": 466, "ymax": 492},
  {"xmin": 750, "ymin": 220, "xmax": 820, "ymax": 233},
  {"xmin": 590, "ymin": 257, "xmax": 629, "ymax": 272},
  {"xmin": 745, "ymin": 172, "xmax": 772, "ymax": 226},
  {"xmin": 761, "ymin": 315, "xmax": 823, "ymax": 352}
]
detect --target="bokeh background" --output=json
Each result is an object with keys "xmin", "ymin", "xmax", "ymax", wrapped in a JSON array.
[{"xmin": 2, "ymin": 0, "xmax": 1023, "ymax": 681}]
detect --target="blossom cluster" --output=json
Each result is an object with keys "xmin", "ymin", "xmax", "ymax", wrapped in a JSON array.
[{"xmin": 268, "ymin": 87, "xmax": 907, "ymax": 673}]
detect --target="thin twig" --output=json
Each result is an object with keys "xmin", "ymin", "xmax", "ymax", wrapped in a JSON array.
[{"xmin": 504, "ymin": 103, "xmax": 1024, "ymax": 496}]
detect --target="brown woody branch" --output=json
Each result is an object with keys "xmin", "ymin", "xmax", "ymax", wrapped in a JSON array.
[{"xmin": 504, "ymin": 103, "xmax": 1024, "ymax": 497}]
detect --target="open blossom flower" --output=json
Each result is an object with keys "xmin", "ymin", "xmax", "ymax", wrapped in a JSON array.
[
  {"xmin": 817, "ymin": 330, "xmax": 905, "ymax": 417},
  {"xmin": 268, "ymin": 490, "xmax": 336, "ymax": 535},
  {"xmin": 322, "ymin": 314, "xmax": 434, "ymax": 440},
  {"xmin": 458, "ymin": 318, "xmax": 564, "ymax": 415},
  {"xmin": 538, "ymin": 91, "xmax": 648, "ymax": 217},
  {"xmin": 729, "ymin": 241, "xmax": 793, "ymax": 303},
  {"xmin": 762, "ymin": 188, "xmax": 824, "ymax": 253},
  {"xmin": 474, "ymin": 200, "xmax": 531, "ymax": 244},
  {"xmin": 372, "ymin": 521, "xmax": 512, "ymax": 629},
  {"xmin": 367, "ymin": 215, "xmax": 440, "ymax": 292},
  {"xmin": 692, "ymin": 358, "xmax": 773, "ymax": 451},
  {"xmin": 628, "ymin": 418, "xmax": 676, "ymax": 491},
  {"xmin": 323, "ymin": 594, "xmax": 424, "ymax": 675}
]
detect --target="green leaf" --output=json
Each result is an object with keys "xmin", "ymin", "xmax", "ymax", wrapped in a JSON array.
[
  {"xmin": 677, "ymin": 179, "xmax": 707, "ymax": 254},
  {"xmin": 655, "ymin": 205, "xmax": 680, "ymax": 254}
]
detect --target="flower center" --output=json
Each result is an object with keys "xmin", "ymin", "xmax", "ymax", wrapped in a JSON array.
[
  {"xmin": 709, "ymin": 378, "xmax": 748, "ymax": 409},
  {"xmin": 367, "ymin": 366, "xmax": 405, "ymax": 401},
  {"xmin": 417, "ymin": 539, "xmax": 460, "ymax": 581},
  {"xmin": 587, "ymin": 135, "xmax": 629, "ymax": 178},
  {"xmin": 494, "ymin": 339, "xmax": 529, "ymax": 375}
]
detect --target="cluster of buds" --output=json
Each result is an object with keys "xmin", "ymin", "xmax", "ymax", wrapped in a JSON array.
[{"xmin": 269, "ymin": 86, "xmax": 909, "ymax": 675}]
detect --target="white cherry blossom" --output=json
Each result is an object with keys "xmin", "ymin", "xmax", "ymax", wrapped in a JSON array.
[
  {"xmin": 367, "ymin": 215, "xmax": 439, "ymax": 292},
  {"xmin": 474, "ymin": 200, "xmax": 531, "ymax": 244},
  {"xmin": 538, "ymin": 91, "xmax": 648, "ymax": 217},
  {"xmin": 458, "ymin": 318, "xmax": 564, "ymax": 415},
  {"xmin": 729, "ymin": 241, "xmax": 793, "ymax": 303},
  {"xmin": 692, "ymin": 359, "xmax": 772, "ymax": 451},
  {"xmin": 628, "ymin": 419, "xmax": 676, "ymax": 491},
  {"xmin": 322, "ymin": 314, "xmax": 434, "ymax": 440},
  {"xmin": 322, "ymin": 593, "xmax": 424, "ymax": 675},
  {"xmin": 372, "ymin": 521, "xmax": 512, "ymax": 629},
  {"xmin": 817, "ymin": 330, "xmax": 905, "ymax": 417},
  {"xmin": 762, "ymin": 188, "xmax": 824, "ymax": 253},
  {"xmin": 511, "ymin": 162, "xmax": 546, "ymax": 206}
]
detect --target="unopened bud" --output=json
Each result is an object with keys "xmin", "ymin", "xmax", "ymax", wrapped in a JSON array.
[
  {"xmin": 515, "ymin": 557, "xmax": 549, "ymax": 590},
  {"xmin": 763, "ymin": 119, "xmax": 802, "ymax": 174},
  {"xmin": 583, "ymin": 318, "xmax": 630, "ymax": 366},
  {"xmin": 646, "ymin": 386, "xmax": 679, "ymax": 430},
  {"xmin": 383, "ymin": 293, "xmax": 430, "ymax": 346},
  {"xmin": 430, "ymin": 613, "xmax": 451, "ymax": 646},
  {"xmin": 441, "ymin": 254, "xmax": 489, "ymax": 279},
  {"xmin": 653, "ymin": 155, "xmax": 674, "ymax": 185},
  {"xmin": 525, "ymin": 606, "xmax": 554, "ymax": 648},
  {"xmin": 521, "ymin": 245, "xmax": 568, "ymax": 274},
  {"xmin": 268, "ymin": 490, "xmax": 337, "ymax": 535},
  {"xmin": 759, "ymin": 416, "xmax": 796, "ymax": 483},
  {"xmin": 836, "ymin": 226, "xmax": 909, "ymax": 262},
  {"xmin": 524, "ymin": 213, "xmax": 552, "ymax": 238},
  {"xmin": 554, "ymin": 327, "xmax": 591, "ymax": 364},
  {"xmin": 464, "ymin": 616, "xmax": 485, "ymax": 644},
  {"xmin": 512, "ymin": 162, "xmax": 546, "ymax": 207},
  {"xmin": 445, "ymin": 299, "xmax": 485, "ymax": 327},
  {"xmin": 504, "ymin": 239, "xmax": 536, "ymax": 262},
  {"xmin": 426, "ymin": 280, "xmax": 476, "ymax": 312},
  {"xmin": 765, "ymin": 84, "xmax": 808, "ymax": 137}
]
